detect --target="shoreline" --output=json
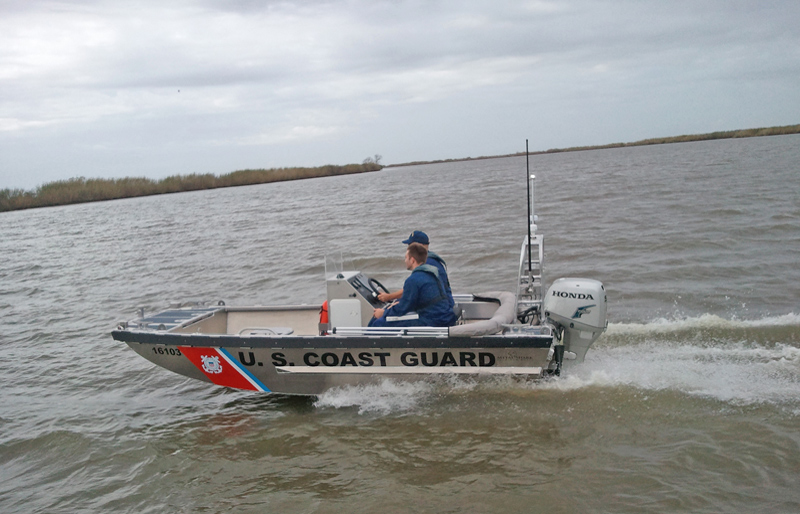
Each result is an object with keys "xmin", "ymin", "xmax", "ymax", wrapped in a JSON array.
[
  {"xmin": 0, "ymin": 163, "xmax": 382, "ymax": 213},
  {"xmin": 2, "ymin": 123, "xmax": 797, "ymax": 213},
  {"xmin": 385, "ymin": 123, "xmax": 800, "ymax": 168}
]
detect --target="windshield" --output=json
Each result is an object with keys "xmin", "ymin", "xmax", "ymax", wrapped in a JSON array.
[{"xmin": 324, "ymin": 252, "xmax": 356, "ymax": 280}]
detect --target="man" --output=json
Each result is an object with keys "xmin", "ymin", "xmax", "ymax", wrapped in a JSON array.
[
  {"xmin": 377, "ymin": 230, "xmax": 454, "ymax": 309},
  {"xmin": 369, "ymin": 243, "xmax": 456, "ymax": 327}
]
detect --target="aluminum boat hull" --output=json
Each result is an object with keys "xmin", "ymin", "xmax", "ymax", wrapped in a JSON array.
[{"xmin": 111, "ymin": 304, "xmax": 555, "ymax": 395}]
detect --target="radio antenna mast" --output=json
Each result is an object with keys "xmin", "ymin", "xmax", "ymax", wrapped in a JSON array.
[
  {"xmin": 516, "ymin": 140, "xmax": 542, "ymax": 322},
  {"xmin": 526, "ymin": 140, "xmax": 532, "ymax": 271}
]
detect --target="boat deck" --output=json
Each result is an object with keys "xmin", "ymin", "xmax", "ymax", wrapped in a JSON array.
[{"xmin": 134, "ymin": 307, "xmax": 219, "ymax": 331}]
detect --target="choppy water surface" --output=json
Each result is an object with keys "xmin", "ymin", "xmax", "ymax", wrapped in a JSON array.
[{"xmin": 1, "ymin": 135, "xmax": 799, "ymax": 513}]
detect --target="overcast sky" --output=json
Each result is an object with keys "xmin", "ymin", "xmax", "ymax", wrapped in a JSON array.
[{"xmin": 1, "ymin": 0, "xmax": 798, "ymax": 190}]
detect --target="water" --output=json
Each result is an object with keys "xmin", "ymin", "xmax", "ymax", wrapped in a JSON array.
[{"xmin": 1, "ymin": 135, "xmax": 799, "ymax": 513}]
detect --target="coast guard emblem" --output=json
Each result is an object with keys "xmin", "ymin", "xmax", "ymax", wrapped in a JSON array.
[{"xmin": 201, "ymin": 355, "xmax": 223, "ymax": 374}]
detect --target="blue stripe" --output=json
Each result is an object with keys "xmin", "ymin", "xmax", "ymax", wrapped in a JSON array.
[{"xmin": 218, "ymin": 348, "xmax": 271, "ymax": 392}]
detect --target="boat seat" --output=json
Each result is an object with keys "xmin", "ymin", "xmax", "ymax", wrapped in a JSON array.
[
  {"xmin": 449, "ymin": 291, "xmax": 516, "ymax": 336},
  {"xmin": 238, "ymin": 327, "xmax": 294, "ymax": 336}
]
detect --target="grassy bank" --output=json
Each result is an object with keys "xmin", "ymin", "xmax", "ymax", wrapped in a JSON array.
[
  {"xmin": 388, "ymin": 123, "xmax": 800, "ymax": 167},
  {"xmin": 542, "ymin": 123, "xmax": 800, "ymax": 154},
  {"xmin": 0, "ymin": 163, "xmax": 382, "ymax": 213},
  {"xmin": 4, "ymin": 123, "xmax": 797, "ymax": 213}
]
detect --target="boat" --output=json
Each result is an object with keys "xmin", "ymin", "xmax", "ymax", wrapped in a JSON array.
[{"xmin": 111, "ymin": 162, "xmax": 608, "ymax": 395}]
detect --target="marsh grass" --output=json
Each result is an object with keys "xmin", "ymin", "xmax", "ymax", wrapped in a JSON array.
[
  {"xmin": 390, "ymin": 123, "xmax": 800, "ymax": 167},
  {"xmin": 4, "ymin": 123, "xmax": 797, "ymax": 213},
  {"xmin": 0, "ymin": 163, "xmax": 382, "ymax": 213},
  {"xmin": 544, "ymin": 124, "xmax": 800, "ymax": 153}
]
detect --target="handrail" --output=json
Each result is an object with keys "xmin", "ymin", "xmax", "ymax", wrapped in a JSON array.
[
  {"xmin": 237, "ymin": 327, "xmax": 294, "ymax": 336},
  {"xmin": 331, "ymin": 326, "xmax": 449, "ymax": 337}
]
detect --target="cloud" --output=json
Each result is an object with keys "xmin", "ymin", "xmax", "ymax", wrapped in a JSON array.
[{"xmin": 1, "ymin": 0, "xmax": 798, "ymax": 189}]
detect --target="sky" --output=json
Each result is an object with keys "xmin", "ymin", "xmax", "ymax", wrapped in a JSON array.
[{"xmin": 1, "ymin": 0, "xmax": 798, "ymax": 190}]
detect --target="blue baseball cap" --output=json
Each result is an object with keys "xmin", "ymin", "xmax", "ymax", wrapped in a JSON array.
[{"xmin": 402, "ymin": 230, "xmax": 429, "ymax": 245}]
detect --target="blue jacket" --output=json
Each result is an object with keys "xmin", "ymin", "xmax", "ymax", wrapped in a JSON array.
[
  {"xmin": 383, "ymin": 264, "xmax": 456, "ymax": 327},
  {"xmin": 427, "ymin": 251, "xmax": 454, "ymax": 309}
]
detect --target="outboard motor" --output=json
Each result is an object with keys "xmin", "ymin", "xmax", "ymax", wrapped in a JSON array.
[{"xmin": 543, "ymin": 278, "xmax": 607, "ymax": 362}]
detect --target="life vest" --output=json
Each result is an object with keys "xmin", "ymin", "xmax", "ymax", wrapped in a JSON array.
[
  {"xmin": 427, "ymin": 251, "xmax": 452, "ymax": 290},
  {"xmin": 319, "ymin": 300, "xmax": 329, "ymax": 323},
  {"xmin": 428, "ymin": 251, "xmax": 447, "ymax": 269},
  {"xmin": 412, "ymin": 265, "xmax": 447, "ymax": 313}
]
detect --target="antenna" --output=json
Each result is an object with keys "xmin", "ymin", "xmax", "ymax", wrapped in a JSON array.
[
  {"xmin": 516, "ymin": 141, "xmax": 542, "ymax": 321},
  {"xmin": 526, "ymin": 140, "xmax": 532, "ymax": 271}
]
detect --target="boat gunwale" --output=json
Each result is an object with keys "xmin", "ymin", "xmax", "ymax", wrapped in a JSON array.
[{"xmin": 111, "ymin": 330, "xmax": 554, "ymax": 349}]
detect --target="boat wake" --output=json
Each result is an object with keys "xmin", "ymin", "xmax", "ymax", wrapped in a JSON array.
[
  {"xmin": 313, "ymin": 379, "xmax": 437, "ymax": 415},
  {"xmin": 314, "ymin": 314, "xmax": 800, "ymax": 415},
  {"xmin": 548, "ymin": 313, "xmax": 800, "ymax": 409},
  {"xmin": 605, "ymin": 312, "xmax": 800, "ymax": 340}
]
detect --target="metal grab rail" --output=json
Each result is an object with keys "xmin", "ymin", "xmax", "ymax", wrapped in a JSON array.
[
  {"xmin": 516, "ymin": 234, "xmax": 543, "ymax": 314},
  {"xmin": 237, "ymin": 327, "xmax": 294, "ymax": 336},
  {"xmin": 516, "ymin": 169, "xmax": 544, "ymax": 319},
  {"xmin": 330, "ymin": 326, "xmax": 450, "ymax": 337}
]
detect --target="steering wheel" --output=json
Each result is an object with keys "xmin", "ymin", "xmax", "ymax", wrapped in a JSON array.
[{"xmin": 368, "ymin": 277, "xmax": 391, "ymax": 296}]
